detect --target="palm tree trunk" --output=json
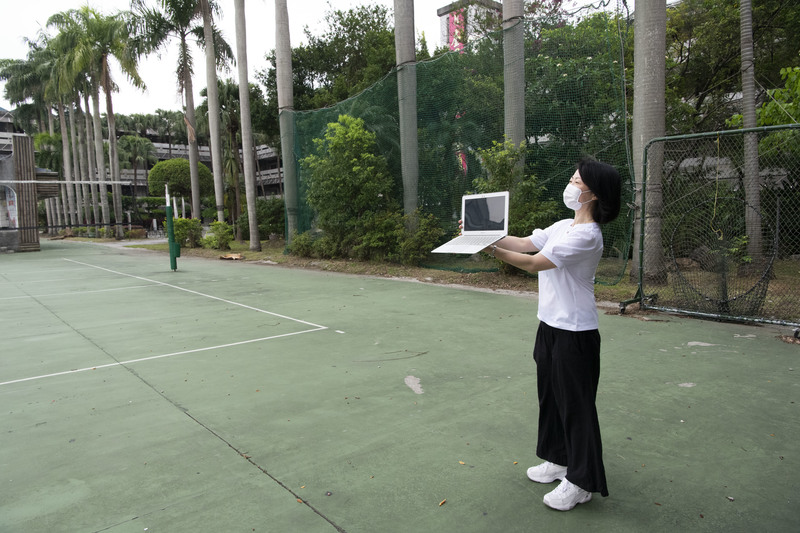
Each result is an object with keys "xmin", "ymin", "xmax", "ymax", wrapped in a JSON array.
[
  {"xmin": 184, "ymin": 69, "xmax": 202, "ymax": 220},
  {"xmin": 68, "ymin": 102, "xmax": 87, "ymax": 225},
  {"xmin": 57, "ymin": 100, "xmax": 77, "ymax": 228},
  {"xmin": 503, "ymin": 0, "xmax": 525, "ymax": 175},
  {"xmin": 200, "ymin": 0, "xmax": 226, "ymax": 223},
  {"xmin": 104, "ymin": 86, "xmax": 125, "ymax": 239},
  {"xmin": 740, "ymin": 0, "xmax": 761, "ymax": 263},
  {"xmin": 83, "ymin": 93, "xmax": 100, "ymax": 232},
  {"xmin": 75, "ymin": 99, "xmax": 94, "ymax": 227},
  {"xmin": 632, "ymin": 0, "xmax": 667, "ymax": 284},
  {"xmin": 394, "ymin": 0, "xmax": 418, "ymax": 222},
  {"xmin": 235, "ymin": 0, "xmax": 261, "ymax": 250},
  {"xmin": 276, "ymin": 0, "xmax": 297, "ymax": 241},
  {"xmin": 92, "ymin": 90, "xmax": 111, "ymax": 233}
]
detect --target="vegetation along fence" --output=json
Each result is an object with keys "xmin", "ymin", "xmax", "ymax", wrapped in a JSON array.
[
  {"xmin": 290, "ymin": 7, "xmax": 634, "ymax": 284},
  {"xmin": 632, "ymin": 124, "xmax": 800, "ymax": 327}
]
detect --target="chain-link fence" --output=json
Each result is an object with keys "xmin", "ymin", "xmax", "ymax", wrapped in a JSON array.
[
  {"xmin": 634, "ymin": 124, "xmax": 800, "ymax": 327},
  {"xmin": 290, "ymin": 9, "xmax": 634, "ymax": 283}
]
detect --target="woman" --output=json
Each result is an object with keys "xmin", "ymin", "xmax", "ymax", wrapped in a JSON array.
[{"xmin": 483, "ymin": 157, "xmax": 621, "ymax": 511}]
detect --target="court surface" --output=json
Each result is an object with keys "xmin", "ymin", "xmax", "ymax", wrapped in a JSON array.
[{"xmin": 1, "ymin": 240, "xmax": 797, "ymax": 532}]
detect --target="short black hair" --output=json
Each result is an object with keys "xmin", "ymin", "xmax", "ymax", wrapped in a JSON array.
[{"xmin": 577, "ymin": 157, "xmax": 621, "ymax": 225}]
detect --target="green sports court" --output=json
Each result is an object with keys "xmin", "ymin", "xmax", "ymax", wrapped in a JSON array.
[{"xmin": 1, "ymin": 240, "xmax": 797, "ymax": 532}]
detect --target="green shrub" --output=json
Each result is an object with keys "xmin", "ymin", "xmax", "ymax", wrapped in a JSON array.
[
  {"xmin": 171, "ymin": 218, "xmax": 203, "ymax": 248},
  {"xmin": 201, "ymin": 221, "xmax": 233, "ymax": 250},
  {"xmin": 398, "ymin": 211, "xmax": 445, "ymax": 266},
  {"xmin": 287, "ymin": 231, "xmax": 316, "ymax": 257}
]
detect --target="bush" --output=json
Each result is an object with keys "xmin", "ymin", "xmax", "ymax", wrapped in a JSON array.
[
  {"xmin": 171, "ymin": 218, "xmax": 203, "ymax": 248},
  {"xmin": 125, "ymin": 228, "xmax": 147, "ymax": 240},
  {"xmin": 201, "ymin": 221, "xmax": 233, "ymax": 250},
  {"xmin": 398, "ymin": 211, "xmax": 445, "ymax": 266},
  {"xmin": 236, "ymin": 197, "xmax": 286, "ymax": 239},
  {"xmin": 287, "ymin": 230, "xmax": 316, "ymax": 257}
]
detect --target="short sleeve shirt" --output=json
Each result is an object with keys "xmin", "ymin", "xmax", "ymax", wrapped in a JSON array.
[{"xmin": 529, "ymin": 219, "xmax": 603, "ymax": 331}]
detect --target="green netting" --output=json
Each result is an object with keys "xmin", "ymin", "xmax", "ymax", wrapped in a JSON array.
[{"xmin": 291, "ymin": 5, "xmax": 634, "ymax": 284}]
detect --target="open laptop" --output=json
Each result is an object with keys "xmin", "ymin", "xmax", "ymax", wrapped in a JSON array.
[{"xmin": 432, "ymin": 191, "xmax": 509, "ymax": 254}]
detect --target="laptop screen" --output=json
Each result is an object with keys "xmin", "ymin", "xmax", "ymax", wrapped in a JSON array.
[{"xmin": 463, "ymin": 195, "xmax": 507, "ymax": 232}]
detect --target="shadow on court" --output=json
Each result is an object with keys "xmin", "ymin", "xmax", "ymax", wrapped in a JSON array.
[{"xmin": 1, "ymin": 240, "xmax": 797, "ymax": 532}]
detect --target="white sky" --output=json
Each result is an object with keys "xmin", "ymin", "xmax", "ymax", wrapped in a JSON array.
[{"xmin": 0, "ymin": 0, "xmax": 444, "ymax": 115}]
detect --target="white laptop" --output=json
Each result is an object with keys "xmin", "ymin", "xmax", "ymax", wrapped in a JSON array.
[{"xmin": 432, "ymin": 191, "xmax": 509, "ymax": 254}]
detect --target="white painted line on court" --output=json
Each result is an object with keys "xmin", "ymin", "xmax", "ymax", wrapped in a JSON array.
[
  {"xmin": 0, "ymin": 327, "xmax": 325, "ymax": 387},
  {"xmin": 63, "ymin": 258, "xmax": 328, "ymax": 330},
  {"xmin": 0, "ymin": 284, "xmax": 157, "ymax": 301}
]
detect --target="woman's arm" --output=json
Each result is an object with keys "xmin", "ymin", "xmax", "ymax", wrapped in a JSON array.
[
  {"xmin": 485, "ymin": 239, "xmax": 556, "ymax": 274},
  {"xmin": 494, "ymin": 235, "xmax": 539, "ymax": 253}
]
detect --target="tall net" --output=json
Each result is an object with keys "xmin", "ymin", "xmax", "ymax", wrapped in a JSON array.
[{"xmin": 291, "ymin": 5, "xmax": 633, "ymax": 284}]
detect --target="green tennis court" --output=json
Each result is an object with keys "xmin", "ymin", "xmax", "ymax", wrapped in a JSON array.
[{"xmin": 1, "ymin": 240, "xmax": 797, "ymax": 532}]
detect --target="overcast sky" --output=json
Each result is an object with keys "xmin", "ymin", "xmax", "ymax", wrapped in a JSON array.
[{"xmin": 0, "ymin": 0, "xmax": 444, "ymax": 115}]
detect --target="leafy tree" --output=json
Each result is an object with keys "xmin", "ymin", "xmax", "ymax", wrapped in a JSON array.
[
  {"xmin": 148, "ymin": 158, "xmax": 213, "ymax": 202},
  {"xmin": 301, "ymin": 114, "xmax": 396, "ymax": 258}
]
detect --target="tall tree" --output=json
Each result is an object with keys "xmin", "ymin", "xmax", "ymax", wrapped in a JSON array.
[
  {"xmin": 740, "ymin": 0, "xmax": 761, "ymax": 263},
  {"xmin": 394, "ymin": 0, "xmax": 418, "ymax": 219},
  {"xmin": 130, "ymin": 0, "xmax": 210, "ymax": 220},
  {"xmin": 199, "ymin": 0, "xmax": 230, "ymax": 223},
  {"xmin": 275, "ymin": 0, "xmax": 297, "ymax": 241},
  {"xmin": 234, "ymin": 0, "xmax": 261, "ymax": 250},
  {"xmin": 632, "ymin": 0, "xmax": 667, "ymax": 283}
]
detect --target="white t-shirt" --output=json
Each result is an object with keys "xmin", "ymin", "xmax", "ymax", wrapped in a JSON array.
[{"xmin": 529, "ymin": 219, "xmax": 603, "ymax": 331}]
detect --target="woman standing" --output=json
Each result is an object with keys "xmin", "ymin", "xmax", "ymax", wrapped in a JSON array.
[{"xmin": 483, "ymin": 158, "xmax": 621, "ymax": 511}]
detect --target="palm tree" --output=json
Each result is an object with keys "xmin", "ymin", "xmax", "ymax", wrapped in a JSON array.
[
  {"xmin": 740, "ymin": 0, "xmax": 761, "ymax": 265},
  {"xmin": 130, "ymin": 0, "xmax": 231, "ymax": 221},
  {"xmin": 199, "ymin": 0, "xmax": 232, "ymax": 223},
  {"xmin": 49, "ymin": 6, "xmax": 146, "ymax": 238},
  {"xmin": 234, "ymin": 0, "xmax": 261, "ymax": 250},
  {"xmin": 394, "ymin": 0, "xmax": 419, "ymax": 222},
  {"xmin": 275, "ymin": 0, "xmax": 297, "ymax": 241},
  {"xmin": 632, "ymin": 0, "xmax": 667, "ymax": 283}
]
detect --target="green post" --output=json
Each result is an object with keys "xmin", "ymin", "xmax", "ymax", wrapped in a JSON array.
[{"xmin": 165, "ymin": 205, "xmax": 180, "ymax": 271}]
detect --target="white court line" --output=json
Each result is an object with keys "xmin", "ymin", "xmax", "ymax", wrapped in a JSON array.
[
  {"xmin": 0, "ymin": 259, "xmax": 330, "ymax": 387},
  {"xmin": 64, "ymin": 258, "xmax": 327, "ymax": 329},
  {"xmin": 0, "ymin": 328, "xmax": 324, "ymax": 387},
  {"xmin": 0, "ymin": 284, "xmax": 156, "ymax": 301}
]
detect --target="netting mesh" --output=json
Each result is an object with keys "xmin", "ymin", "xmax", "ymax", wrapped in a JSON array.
[
  {"xmin": 641, "ymin": 125, "xmax": 800, "ymax": 325},
  {"xmin": 291, "ymin": 7, "xmax": 634, "ymax": 284}
]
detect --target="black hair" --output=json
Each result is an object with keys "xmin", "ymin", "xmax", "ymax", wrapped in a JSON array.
[{"xmin": 577, "ymin": 157, "xmax": 621, "ymax": 225}]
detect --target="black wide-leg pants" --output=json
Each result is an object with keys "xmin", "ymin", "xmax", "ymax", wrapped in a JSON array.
[{"xmin": 533, "ymin": 321, "xmax": 609, "ymax": 496}]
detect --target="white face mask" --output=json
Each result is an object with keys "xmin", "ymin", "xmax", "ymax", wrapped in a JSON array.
[{"xmin": 563, "ymin": 183, "xmax": 588, "ymax": 211}]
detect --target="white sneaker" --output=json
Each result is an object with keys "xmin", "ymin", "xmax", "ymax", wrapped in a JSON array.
[
  {"xmin": 543, "ymin": 478, "xmax": 592, "ymax": 511},
  {"xmin": 526, "ymin": 461, "xmax": 568, "ymax": 483}
]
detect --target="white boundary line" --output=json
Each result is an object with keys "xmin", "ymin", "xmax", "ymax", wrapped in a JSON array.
[
  {"xmin": 0, "ymin": 259, "xmax": 330, "ymax": 387},
  {"xmin": 63, "ymin": 258, "xmax": 327, "ymax": 329},
  {"xmin": 0, "ymin": 284, "xmax": 156, "ymax": 301},
  {"xmin": 0, "ymin": 329, "xmax": 324, "ymax": 387}
]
